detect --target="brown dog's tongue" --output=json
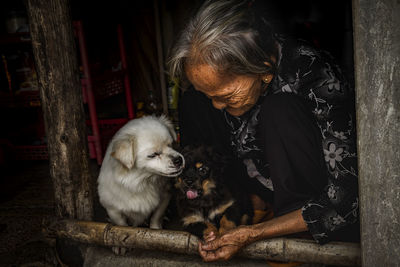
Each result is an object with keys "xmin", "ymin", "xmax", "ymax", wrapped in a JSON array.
[{"xmin": 186, "ymin": 190, "xmax": 198, "ymax": 199}]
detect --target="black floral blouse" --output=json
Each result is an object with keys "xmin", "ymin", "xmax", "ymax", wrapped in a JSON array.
[{"xmin": 223, "ymin": 36, "xmax": 359, "ymax": 244}]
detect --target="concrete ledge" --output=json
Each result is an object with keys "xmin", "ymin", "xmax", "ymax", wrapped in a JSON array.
[{"xmin": 83, "ymin": 246, "xmax": 326, "ymax": 267}]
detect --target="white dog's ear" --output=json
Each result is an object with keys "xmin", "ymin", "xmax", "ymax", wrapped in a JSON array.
[
  {"xmin": 111, "ymin": 136, "xmax": 136, "ymax": 169},
  {"xmin": 158, "ymin": 114, "xmax": 177, "ymax": 141}
]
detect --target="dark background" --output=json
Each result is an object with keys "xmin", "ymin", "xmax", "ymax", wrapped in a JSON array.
[{"xmin": 0, "ymin": 0, "xmax": 354, "ymax": 155}]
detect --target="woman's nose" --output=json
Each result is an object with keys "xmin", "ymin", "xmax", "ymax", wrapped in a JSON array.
[{"xmin": 211, "ymin": 99, "xmax": 227, "ymax": 110}]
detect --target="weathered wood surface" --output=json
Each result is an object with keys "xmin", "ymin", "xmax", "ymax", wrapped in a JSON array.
[
  {"xmin": 44, "ymin": 219, "xmax": 361, "ymax": 266},
  {"xmin": 352, "ymin": 0, "xmax": 400, "ymax": 266},
  {"xmin": 25, "ymin": 0, "xmax": 93, "ymax": 220}
]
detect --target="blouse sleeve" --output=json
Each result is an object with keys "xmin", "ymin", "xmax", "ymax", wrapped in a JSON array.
[
  {"xmin": 260, "ymin": 93, "xmax": 359, "ymax": 244},
  {"xmin": 272, "ymin": 40, "xmax": 359, "ymax": 244},
  {"xmin": 259, "ymin": 93, "xmax": 328, "ymax": 217},
  {"xmin": 299, "ymin": 55, "xmax": 359, "ymax": 244}
]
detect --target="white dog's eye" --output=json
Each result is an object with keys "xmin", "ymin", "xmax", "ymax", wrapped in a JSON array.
[{"xmin": 148, "ymin": 152, "xmax": 161, "ymax": 159}]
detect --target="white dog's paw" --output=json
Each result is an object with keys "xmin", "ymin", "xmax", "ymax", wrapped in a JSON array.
[{"xmin": 112, "ymin": 246, "xmax": 128, "ymax": 255}]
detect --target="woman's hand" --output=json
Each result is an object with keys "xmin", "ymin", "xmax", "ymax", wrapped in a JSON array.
[
  {"xmin": 198, "ymin": 209, "xmax": 309, "ymax": 262},
  {"xmin": 198, "ymin": 226, "xmax": 252, "ymax": 261}
]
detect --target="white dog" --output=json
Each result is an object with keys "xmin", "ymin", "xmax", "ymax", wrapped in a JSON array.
[{"xmin": 97, "ymin": 115, "xmax": 184, "ymax": 231}]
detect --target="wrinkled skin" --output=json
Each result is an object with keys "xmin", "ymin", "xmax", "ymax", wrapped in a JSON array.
[
  {"xmin": 197, "ymin": 209, "xmax": 308, "ymax": 262},
  {"xmin": 185, "ymin": 63, "xmax": 273, "ymax": 117},
  {"xmin": 198, "ymin": 226, "xmax": 251, "ymax": 261}
]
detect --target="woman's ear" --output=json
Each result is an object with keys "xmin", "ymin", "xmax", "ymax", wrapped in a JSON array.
[
  {"xmin": 262, "ymin": 60, "xmax": 275, "ymax": 84},
  {"xmin": 261, "ymin": 69, "xmax": 274, "ymax": 84}
]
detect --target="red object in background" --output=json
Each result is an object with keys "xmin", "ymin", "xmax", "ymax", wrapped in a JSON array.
[
  {"xmin": 74, "ymin": 21, "xmax": 134, "ymax": 164},
  {"xmin": 86, "ymin": 118, "xmax": 128, "ymax": 159},
  {"xmin": 117, "ymin": 24, "xmax": 134, "ymax": 120},
  {"xmin": 74, "ymin": 20, "xmax": 103, "ymax": 164},
  {"xmin": 9, "ymin": 21, "xmax": 134, "ymax": 163}
]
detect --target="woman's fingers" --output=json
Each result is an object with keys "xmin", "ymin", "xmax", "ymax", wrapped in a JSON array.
[
  {"xmin": 198, "ymin": 226, "xmax": 251, "ymax": 261},
  {"xmin": 198, "ymin": 242, "xmax": 216, "ymax": 260},
  {"xmin": 200, "ymin": 237, "xmax": 221, "ymax": 251},
  {"xmin": 198, "ymin": 241, "xmax": 239, "ymax": 262}
]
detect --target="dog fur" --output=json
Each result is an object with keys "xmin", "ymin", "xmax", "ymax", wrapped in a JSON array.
[
  {"xmin": 97, "ymin": 115, "xmax": 184, "ymax": 230},
  {"xmin": 174, "ymin": 145, "xmax": 253, "ymax": 239}
]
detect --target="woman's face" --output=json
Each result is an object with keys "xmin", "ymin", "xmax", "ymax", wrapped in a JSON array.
[{"xmin": 185, "ymin": 63, "xmax": 266, "ymax": 116}]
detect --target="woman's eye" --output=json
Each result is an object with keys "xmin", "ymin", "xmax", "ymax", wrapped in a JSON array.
[
  {"xmin": 214, "ymin": 96, "xmax": 229, "ymax": 103},
  {"xmin": 148, "ymin": 152, "xmax": 160, "ymax": 158}
]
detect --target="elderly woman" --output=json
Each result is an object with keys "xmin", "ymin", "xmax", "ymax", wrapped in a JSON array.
[{"xmin": 168, "ymin": 0, "xmax": 359, "ymax": 262}]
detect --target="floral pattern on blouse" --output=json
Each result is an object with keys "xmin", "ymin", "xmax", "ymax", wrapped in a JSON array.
[{"xmin": 224, "ymin": 36, "xmax": 359, "ymax": 244}]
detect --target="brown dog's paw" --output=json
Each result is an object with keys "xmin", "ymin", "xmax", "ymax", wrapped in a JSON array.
[
  {"xmin": 218, "ymin": 215, "xmax": 237, "ymax": 235},
  {"xmin": 202, "ymin": 222, "xmax": 218, "ymax": 241}
]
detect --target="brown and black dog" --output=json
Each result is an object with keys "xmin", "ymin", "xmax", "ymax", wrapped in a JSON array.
[{"xmin": 174, "ymin": 145, "xmax": 253, "ymax": 239}]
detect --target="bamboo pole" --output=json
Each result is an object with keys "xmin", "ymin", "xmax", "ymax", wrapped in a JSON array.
[{"xmin": 43, "ymin": 219, "xmax": 361, "ymax": 266}]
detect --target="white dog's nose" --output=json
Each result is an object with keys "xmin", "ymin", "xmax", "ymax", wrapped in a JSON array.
[{"xmin": 172, "ymin": 155, "xmax": 184, "ymax": 167}]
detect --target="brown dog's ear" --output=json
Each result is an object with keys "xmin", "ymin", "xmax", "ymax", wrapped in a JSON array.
[
  {"xmin": 205, "ymin": 146, "xmax": 228, "ymax": 166},
  {"xmin": 181, "ymin": 145, "xmax": 194, "ymax": 155},
  {"xmin": 111, "ymin": 136, "xmax": 136, "ymax": 169}
]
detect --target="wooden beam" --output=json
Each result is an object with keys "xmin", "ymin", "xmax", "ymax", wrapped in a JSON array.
[
  {"xmin": 25, "ymin": 0, "xmax": 93, "ymax": 220},
  {"xmin": 44, "ymin": 219, "xmax": 361, "ymax": 266},
  {"xmin": 352, "ymin": 0, "xmax": 400, "ymax": 265}
]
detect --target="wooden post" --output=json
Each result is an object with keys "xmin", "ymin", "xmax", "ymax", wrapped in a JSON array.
[
  {"xmin": 352, "ymin": 0, "xmax": 400, "ymax": 265},
  {"xmin": 25, "ymin": 0, "xmax": 93, "ymax": 220}
]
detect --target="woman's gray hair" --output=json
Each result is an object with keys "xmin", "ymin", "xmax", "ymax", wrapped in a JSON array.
[{"xmin": 167, "ymin": 0, "xmax": 277, "ymax": 82}]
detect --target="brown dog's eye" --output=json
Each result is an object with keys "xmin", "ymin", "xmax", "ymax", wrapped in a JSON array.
[{"xmin": 198, "ymin": 166, "xmax": 209, "ymax": 176}]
